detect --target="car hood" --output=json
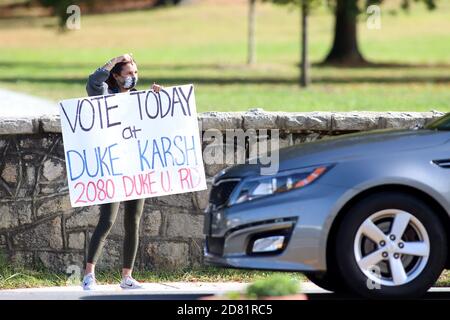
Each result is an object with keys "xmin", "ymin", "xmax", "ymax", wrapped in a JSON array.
[{"xmin": 216, "ymin": 129, "xmax": 449, "ymax": 179}]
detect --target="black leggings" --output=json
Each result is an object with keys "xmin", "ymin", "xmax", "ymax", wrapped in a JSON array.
[{"xmin": 86, "ymin": 199, "xmax": 145, "ymax": 269}]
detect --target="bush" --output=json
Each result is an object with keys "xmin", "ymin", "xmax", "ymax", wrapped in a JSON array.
[{"xmin": 245, "ymin": 274, "xmax": 301, "ymax": 298}]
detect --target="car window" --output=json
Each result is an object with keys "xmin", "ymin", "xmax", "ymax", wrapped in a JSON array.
[{"xmin": 426, "ymin": 113, "xmax": 450, "ymax": 131}]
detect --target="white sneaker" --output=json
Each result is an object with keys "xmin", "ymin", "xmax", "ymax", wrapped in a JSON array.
[
  {"xmin": 120, "ymin": 276, "xmax": 144, "ymax": 289},
  {"xmin": 81, "ymin": 273, "xmax": 97, "ymax": 291}
]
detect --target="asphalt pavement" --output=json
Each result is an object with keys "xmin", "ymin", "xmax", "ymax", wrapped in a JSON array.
[{"xmin": 0, "ymin": 282, "xmax": 449, "ymax": 300}]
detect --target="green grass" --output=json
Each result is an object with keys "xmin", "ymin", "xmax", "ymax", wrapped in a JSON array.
[
  {"xmin": 0, "ymin": 254, "xmax": 67, "ymax": 289},
  {"xmin": 0, "ymin": 1, "xmax": 449, "ymax": 111},
  {"xmin": 98, "ymin": 267, "xmax": 306, "ymax": 285},
  {"xmin": 0, "ymin": 260, "xmax": 306, "ymax": 290},
  {"xmin": 436, "ymin": 270, "xmax": 450, "ymax": 287},
  {"xmin": 2, "ymin": 255, "xmax": 450, "ymax": 290}
]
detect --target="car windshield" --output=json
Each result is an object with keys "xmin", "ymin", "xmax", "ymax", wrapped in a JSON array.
[{"xmin": 426, "ymin": 113, "xmax": 450, "ymax": 131}]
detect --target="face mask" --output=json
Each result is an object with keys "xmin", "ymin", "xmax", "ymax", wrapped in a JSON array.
[{"xmin": 122, "ymin": 75, "xmax": 138, "ymax": 89}]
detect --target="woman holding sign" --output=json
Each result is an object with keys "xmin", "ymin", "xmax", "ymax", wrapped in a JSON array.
[{"xmin": 82, "ymin": 54, "xmax": 161, "ymax": 290}]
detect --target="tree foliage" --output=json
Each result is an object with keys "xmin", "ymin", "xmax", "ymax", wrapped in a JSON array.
[
  {"xmin": 37, "ymin": 0, "xmax": 92, "ymax": 29},
  {"xmin": 266, "ymin": 0, "xmax": 437, "ymax": 16}
]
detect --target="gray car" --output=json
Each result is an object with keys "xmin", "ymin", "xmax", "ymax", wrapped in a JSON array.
[{"xmin": 203, "ymin": 113, "xmax": 450, "ymax": 299}]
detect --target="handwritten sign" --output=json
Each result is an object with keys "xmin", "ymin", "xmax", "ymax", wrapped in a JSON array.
[{"xmin": 58, "ymin": 84, "xmax": 206, "ymax": 207}]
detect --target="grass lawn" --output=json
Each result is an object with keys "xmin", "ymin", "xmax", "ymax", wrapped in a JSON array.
[
  {"xmin": 0, "ymin": 262, "xmax": 306, "ymax": 289},
  {"xmin": 1, "ymin": 257, "xmax": 450, "ymax": 290},
  {"xmin": 0, "ymin": 1, "xmax": 449, "ymax": 112}
]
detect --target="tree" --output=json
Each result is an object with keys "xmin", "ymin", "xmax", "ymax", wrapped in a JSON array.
[
  {"xmin": 323, "ymin": 0, "xmax": 363, "ymax": 65},
  {"xmin": 266, "ymin": 0, "xmax": 320, "ymax": 87},
  {"xmin": 299, "ymin": 0, "xmax": 309, "ymax": 86},
  {"xmin": 248, "ymin": 0, "xmax": 257, "ymax": 65},
  {"xmin": 37, "ymin": 0, "xmax": 93, "ymax": 30},
  {"xmin": 268, "ymin": 0, "xmax": 437, "ymax": 68},
  {"xmin": 323, "ymin": 0, "xmax": 437, "ymax": 65},
  {"xmin": 38, "ymin": 0, "xmax": 181, "ymax": 30},
  {"xmin": 154, "ymin": 0, "xmax": 184, "ymax": 5}
]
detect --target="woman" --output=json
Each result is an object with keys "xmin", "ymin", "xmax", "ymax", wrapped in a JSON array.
[{"xmin": 82, "ymin": 53, "xmax": 161, "ymax": 290}]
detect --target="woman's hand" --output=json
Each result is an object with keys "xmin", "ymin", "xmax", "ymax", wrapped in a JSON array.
[
  {"xmin": 152, "ymin": 83, "xmax": 162, "ymax": 93},
  {"xmin": 103, "ymin": 53, "xmax": 134, "ymax": 71},
  {"xmin": 114, "ymin": 53, "xmax": 134, "ymax": 64}
]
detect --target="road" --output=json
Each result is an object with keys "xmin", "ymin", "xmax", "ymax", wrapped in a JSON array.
[
  {"xmin": 0, "ymin": 282, "xmax": 449, "ymax": 300},
  {"xmin": 0, "ymin": 88, "xmax": 57, "ymax": 117}
]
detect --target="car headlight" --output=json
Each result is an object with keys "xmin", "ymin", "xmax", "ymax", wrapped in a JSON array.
[{"xmin": 231, "ymin": 165, "xmax": 332, "ymax": 205}]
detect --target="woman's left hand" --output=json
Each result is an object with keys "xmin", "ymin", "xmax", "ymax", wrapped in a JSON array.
[{"xmin": 152, "ymin": 83, "xmax": 162, "ymax": 93}]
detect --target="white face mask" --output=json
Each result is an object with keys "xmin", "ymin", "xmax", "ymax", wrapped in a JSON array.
[{"xmin": 122, "ymin": 75, "xmax": 138, "ymax": 89}]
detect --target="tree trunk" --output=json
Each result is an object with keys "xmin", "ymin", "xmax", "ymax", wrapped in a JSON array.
[
  {"xmin": 247, "ymin": 0, "xmax": 256, "ymax": 65},
  {"xmin": 300, "ymin": 1, "xmax": 309, "ymax": 87},
  {"xmin": 323, "ymin": 0, "xmax": 366, "ymax": 65}
]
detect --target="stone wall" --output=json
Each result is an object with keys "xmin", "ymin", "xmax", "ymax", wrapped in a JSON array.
[{"xmin": 0, "ymin": 110, "xmax": 444, "ymax": 272}]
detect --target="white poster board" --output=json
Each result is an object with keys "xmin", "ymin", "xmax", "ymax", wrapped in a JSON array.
[{"xmin": 58, "ymin": 84, "xmax": 206, "ymax": 207}]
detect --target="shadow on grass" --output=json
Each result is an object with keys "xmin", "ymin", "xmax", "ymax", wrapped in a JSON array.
[
  {"xmin": 2, "ymin": 60, "xmax": 450, "ymax": 74},
  {"xmin": 1, "ymin": 75, "xmax": 450, "ymax": 85},
  {"xmin": 312, "ymin": 61, "xmax": 450, "ymax": 69}
]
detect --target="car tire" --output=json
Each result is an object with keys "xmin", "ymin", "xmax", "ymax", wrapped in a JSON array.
[{"xmin": 335, "ymin": 192, "xmax": 447, "ymax": 299}]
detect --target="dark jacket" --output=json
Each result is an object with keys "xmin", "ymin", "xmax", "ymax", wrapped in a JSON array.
[{"xmin": 86, "ymin": 67, "xmax": 137, "ymax": 97}]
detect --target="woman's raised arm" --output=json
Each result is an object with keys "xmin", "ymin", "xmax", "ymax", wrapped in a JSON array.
[{"xmin": 86, "ymin": 54, "xmax": 134, "ymax": 96}]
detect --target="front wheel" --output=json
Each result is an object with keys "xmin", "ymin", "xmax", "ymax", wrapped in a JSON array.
[{"xmin": 335, "ymin": 192, "xmax": 447, "ymax": 299}]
